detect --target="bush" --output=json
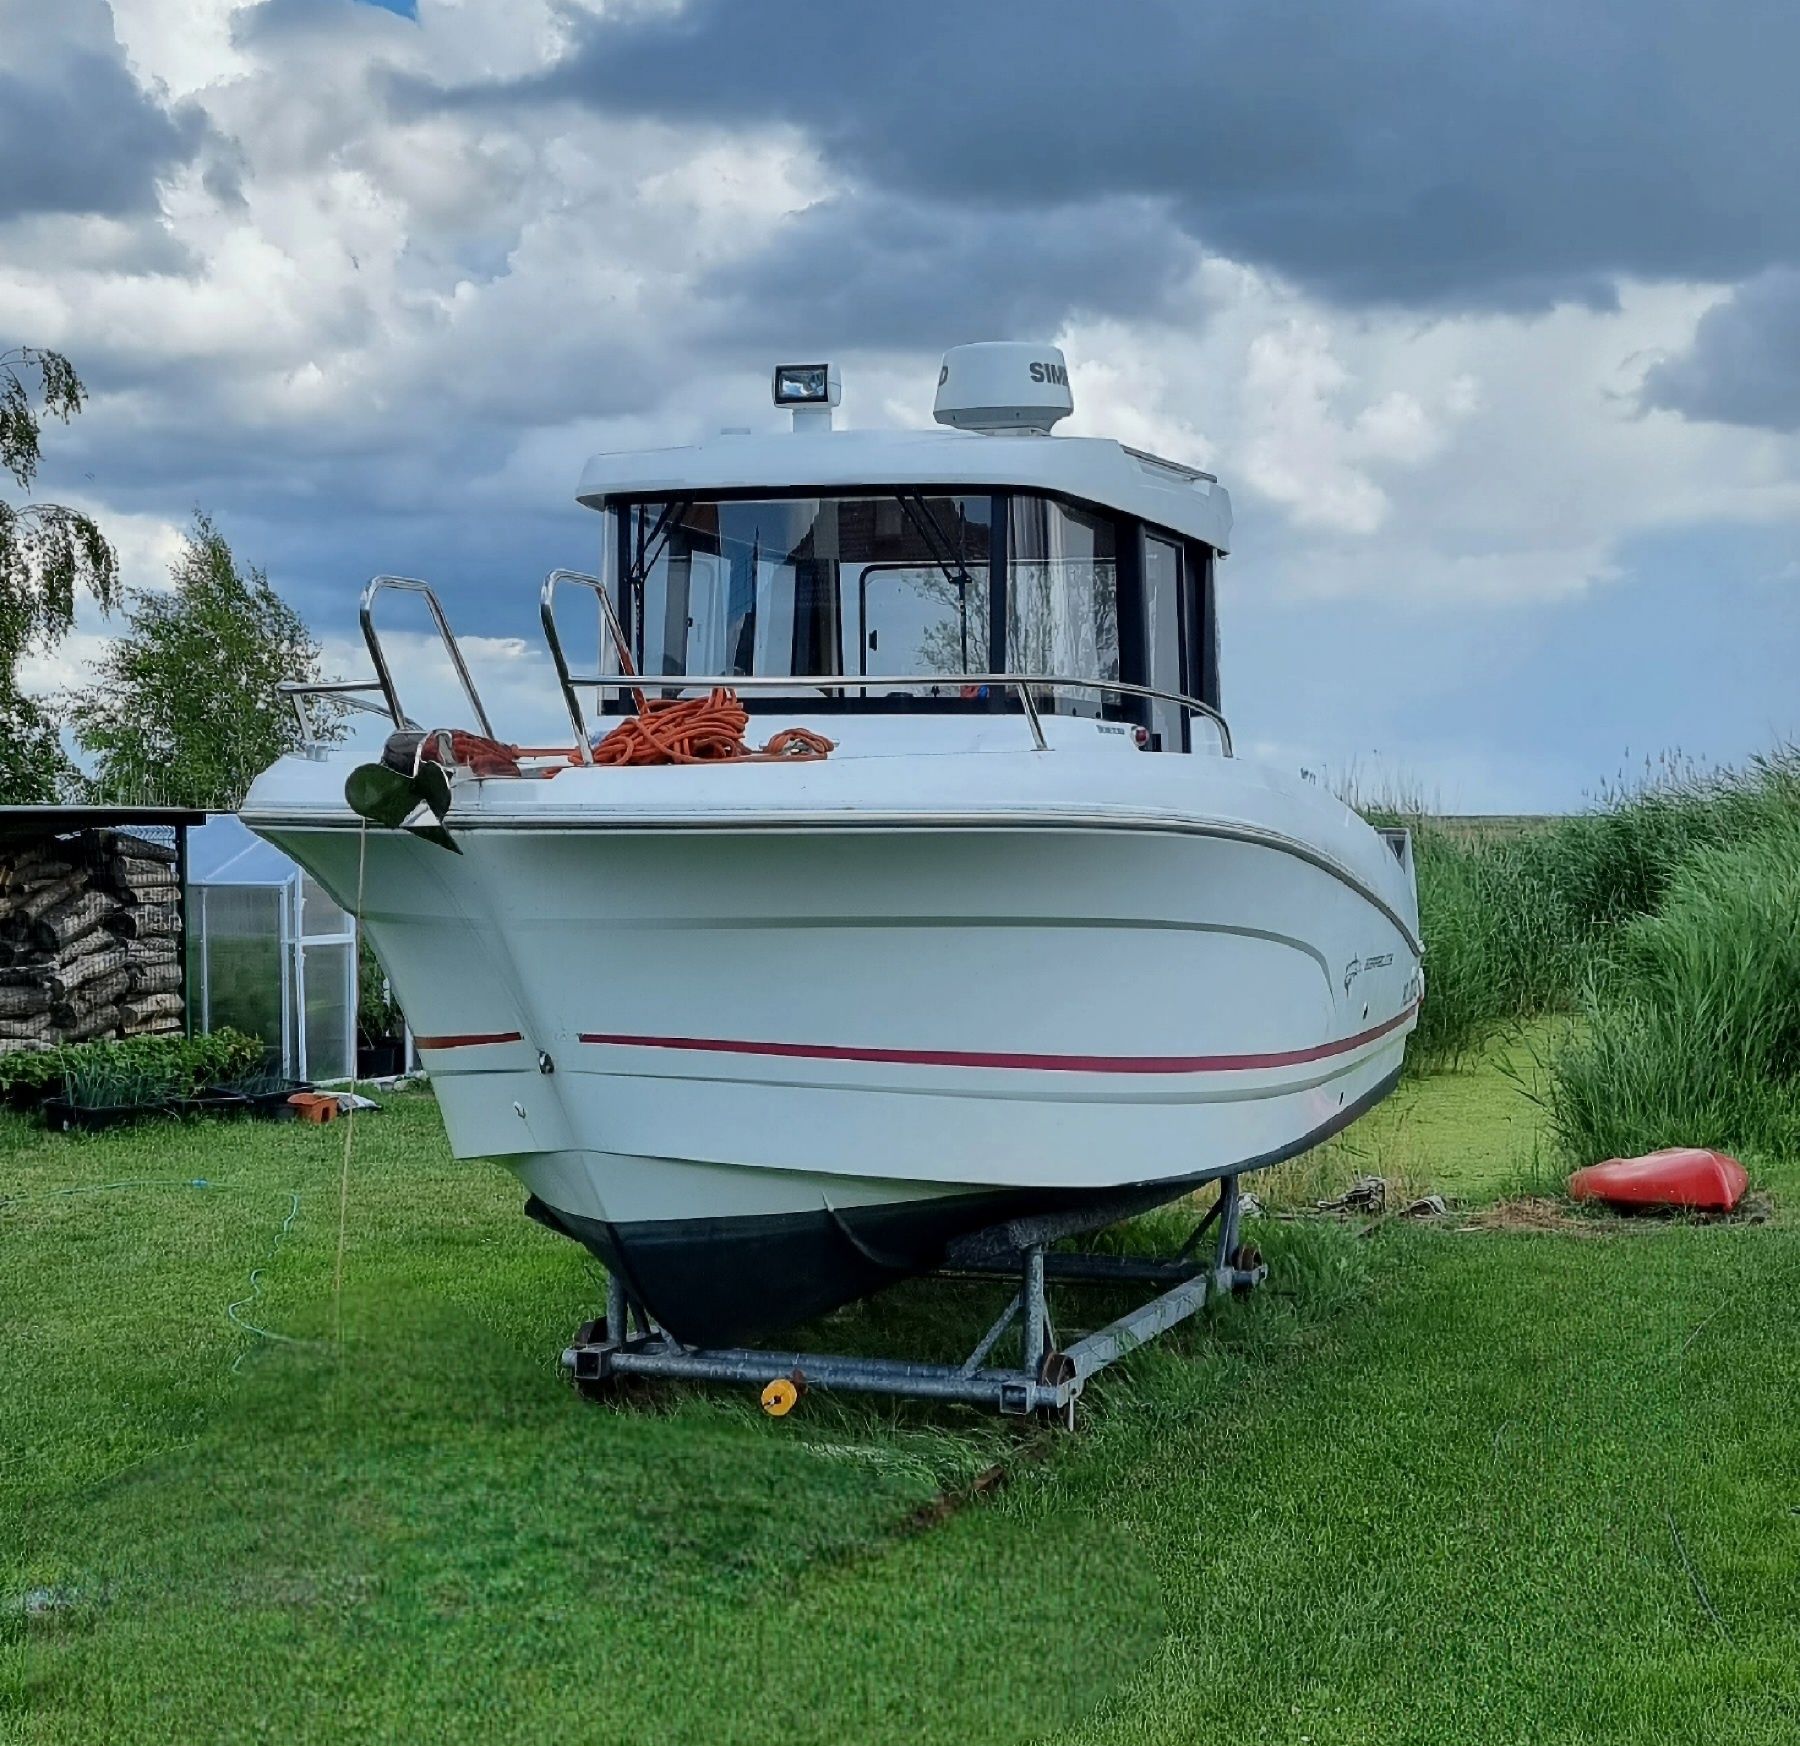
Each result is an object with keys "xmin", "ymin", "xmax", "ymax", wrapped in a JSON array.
[
  {"xmin": 1544, "ymin": 808, "xmax": 1800, "ymax": 1165},
  {"xmin": 0, "ymin": 1029, "xmax": 265, "ymax": 1111}
]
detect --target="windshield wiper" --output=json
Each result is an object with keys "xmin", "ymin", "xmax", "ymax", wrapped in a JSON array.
[
  {"xmin": 627, "ymin": 498, "xmax": 691, "ymax": 595},
  {"xmin": 895, "ymin": 493, "xmax": 975, "ymax": 597}
]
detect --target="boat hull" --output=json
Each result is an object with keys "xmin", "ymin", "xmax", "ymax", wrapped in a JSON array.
[
  {"xmin": 524, "ymin": 1062, "xmax": 1399, "ymax": 1343},
  {"xmin": 250, "ymin": 746, "xmax": 1420, "ymax": 1342}
]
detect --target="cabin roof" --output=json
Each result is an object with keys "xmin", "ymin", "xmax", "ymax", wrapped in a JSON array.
[{"xmin": 574, "ymin": 426, "xmax": 1234, "ymax": 552}]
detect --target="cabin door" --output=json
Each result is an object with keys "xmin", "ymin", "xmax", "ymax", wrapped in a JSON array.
[{"xmin": 857, "ymin": 565, "xmax": 980, "ymax": 681}]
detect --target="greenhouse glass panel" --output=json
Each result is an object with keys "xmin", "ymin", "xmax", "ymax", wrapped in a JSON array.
[
  {"xmin": 186, "ymin": 813, "xmax": 360, "ymax": 1082},
  {"xmin": 301, "ymin": 873, "xmax": 348, "ymax": 939},
  {"xmin": 303, "ymin": 939, "xmax": 355, "ymax": 1082},
  {"xmin": 199, "ymin": 884, "xmax": 285, "ymax": 1070}
]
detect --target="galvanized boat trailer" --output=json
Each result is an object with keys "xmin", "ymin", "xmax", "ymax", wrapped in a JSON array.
[{"xmin": 562, "ymin": 1174, "xmax": 1267, "ymax": 1428}]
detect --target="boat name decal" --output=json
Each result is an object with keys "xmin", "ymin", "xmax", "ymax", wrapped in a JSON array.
[{"xmin": 1344, "ymin": 952, "xmax": 1394, "ymax": 994}]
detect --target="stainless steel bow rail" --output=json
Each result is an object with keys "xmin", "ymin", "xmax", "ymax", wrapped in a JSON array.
[
  {"xmin": 280, "ymin": 575, "xmax": 497, "ymax": 745},
  {"xmin": 562, "ymin": 1173, "xmax": 1266, "ymax": 1428}
]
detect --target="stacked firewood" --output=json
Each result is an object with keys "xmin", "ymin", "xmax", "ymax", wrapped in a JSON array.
[{"xmin": 0, "ymin": 831, "xmax": 185, "ymax": 1053}]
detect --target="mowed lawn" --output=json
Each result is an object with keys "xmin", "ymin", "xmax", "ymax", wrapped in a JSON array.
[{"xmin": 6, "ymin": 1038, "xmax": 1800, "ymax": 1744}]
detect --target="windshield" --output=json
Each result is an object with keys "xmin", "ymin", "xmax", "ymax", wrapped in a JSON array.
[{"xmin": 620, "ymin": 492, "xmax": 1118, "ymax": 712}]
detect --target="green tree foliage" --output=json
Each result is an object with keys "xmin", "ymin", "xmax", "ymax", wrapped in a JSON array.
[
  {"xmin": 69, "ymin": 513, "xmax": 339, "ymax": 809},
  {"xmin": 0, "ymin": 686, "xmax": 78, "ymax": 801},
  {"xmin": 0, "ymin": 346, "xmax": 120, "ymax": 802}
]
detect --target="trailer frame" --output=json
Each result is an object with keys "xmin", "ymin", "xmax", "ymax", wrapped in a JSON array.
[{"xmin": 561, "ymin": 1173, "xmax": 1267, "ymax": 1427}]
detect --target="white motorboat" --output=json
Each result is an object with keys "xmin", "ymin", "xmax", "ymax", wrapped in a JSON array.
[{"xmin": 245, "ymin": 342, "xmax": 1421, "ymax": 1404}]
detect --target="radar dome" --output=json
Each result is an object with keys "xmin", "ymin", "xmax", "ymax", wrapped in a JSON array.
[{"xmin": 933, "ymin": 342, "xmax": 1073, "ymax": 434}]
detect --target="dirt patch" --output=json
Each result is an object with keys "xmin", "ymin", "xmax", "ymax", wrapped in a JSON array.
[
  {"xmin": 1458, "ymin": 1190, "xmax": 1775, "ymax": 1235},
  {"xmin": 1458, "ymin": 1196, "xmax": 1613, "ymax": 1237}
]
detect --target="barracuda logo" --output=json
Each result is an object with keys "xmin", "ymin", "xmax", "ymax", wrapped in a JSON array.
[{"xmin": 1343, "ymin": 956, "xmax": 1361, "ymax": 995}]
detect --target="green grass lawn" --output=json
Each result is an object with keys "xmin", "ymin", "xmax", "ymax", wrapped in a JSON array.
[{"xmin": 6, "ymin": 1051, "xmax": 1798, "ymax": 1744}]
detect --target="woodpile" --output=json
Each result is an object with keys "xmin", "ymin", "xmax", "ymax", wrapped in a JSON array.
[{"xmin": 0, "ymin": 831, "xmax": 185, "ymax": 1054}]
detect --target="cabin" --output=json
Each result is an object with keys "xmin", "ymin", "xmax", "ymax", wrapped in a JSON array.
[{"xmin": 572, "ymin": 343, "xmax": 1232, "ymax": 753}]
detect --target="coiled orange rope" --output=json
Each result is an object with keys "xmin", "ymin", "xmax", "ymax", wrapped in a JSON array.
[
  {"xmin": 414, "ymin": 692, "xmax": 833, "ymax": 778},
  {"xmin": 589, "ymin": 688, "xmax": 834, "ymax": 766}
]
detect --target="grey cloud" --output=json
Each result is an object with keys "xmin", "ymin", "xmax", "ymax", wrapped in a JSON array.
[
  {"xmin": 0, "ymin": 211, "xmax": 198, "ymax": 277},
  {"xmin": 1643, "ymin": 269, "xmax": 1800, "ymax": 432},
  {"xmin": 34, "ymin": 395, "xmax": 591, "ymax": 643},
  {"xmin": 464, "ymin": 0, "xmax": 1800, "ymax": 313},
  {"xmin": 0, "ymin": 0, "xmax": 210, "ymax": 222},
  {"xmin": 704, "ymin": 195, "xmax": 1201, "ymax": 352}
]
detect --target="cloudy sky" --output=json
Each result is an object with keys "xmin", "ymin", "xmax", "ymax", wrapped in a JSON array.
[{"xmin": 5, "ymin": 0, "xmax": 1796, "ymax": 808}]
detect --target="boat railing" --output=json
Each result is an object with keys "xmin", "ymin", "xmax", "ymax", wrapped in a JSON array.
[
  {"xmin": 541, "ymin": 566, "xmax": 1234, "ymax": 761},
  {"xmin": 283, "ymin": 568, "xmax": 1233, "ymax": 758},
  {"xmin": 278, "ymin": 676, "xmax": 399, "ymax": 744},
  {"xmin": 280, "ymin": 574, "xmax": 496, "ymax": 746}
]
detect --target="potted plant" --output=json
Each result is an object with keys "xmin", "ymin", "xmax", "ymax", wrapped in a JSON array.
[
  {"xmin": 42, "ymin": 1053, "xmax": 178, "ymax": 1132},
  {"xmin": 206, "ymin": 1067, "xmax": 314, "ymax": 1121}
]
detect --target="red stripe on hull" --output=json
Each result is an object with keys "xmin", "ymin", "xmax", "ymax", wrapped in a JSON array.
[
  {"xmin": 415, "ymin": 1030, "xmax": 524, "ymax": 1050},
  {"xmin": 577, "ymin": 1002, "xmax": 1417, "ymax": 1076}
]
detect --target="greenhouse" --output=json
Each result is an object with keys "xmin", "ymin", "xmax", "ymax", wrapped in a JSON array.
[{"xmin": 185, "ymin": 814, "xmax": 358, "ymax": 1082}]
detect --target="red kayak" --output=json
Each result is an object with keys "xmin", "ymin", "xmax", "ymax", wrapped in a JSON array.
[{"xmin": 1568, "ymin": 1147, "xmax": 1748, "ymax": 1213}]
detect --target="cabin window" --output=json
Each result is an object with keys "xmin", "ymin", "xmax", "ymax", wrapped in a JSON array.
[
  {"xmin": 1005, "ymin": 498, "xmax": 1118, "ymax": 717},
  {"xmin": 627, "ymin": 496, "xmax": 993, "ymax": 686},
  {"xmin": 620, "ymin": 491, "xmax": 1157, "ymax": 727},
  {"xmin": 1143, "ymin": 532, "xmax": 1185, "ymax": 747}
]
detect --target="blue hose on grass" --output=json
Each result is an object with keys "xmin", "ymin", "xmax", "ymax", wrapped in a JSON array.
[{"xmin": 1, "ymin": 1176, "xmax": 313, "ymax": 1369}]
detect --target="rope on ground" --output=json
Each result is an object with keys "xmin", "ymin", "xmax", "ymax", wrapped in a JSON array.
[
  {"xmin": 1, "ymin": 1176, "xmax": 311, "ymax": 1369},
  {"xmin": 332, "ymin": 817, "xmax": 368, "ymax": 1354},
  {"xmin": 1679, "ymin": 1288, "xmax": 1741, "ymax": 1355},
  {"xmin": 1, "ymin": 1176, "xmax": 224, "ymax": 1206}
]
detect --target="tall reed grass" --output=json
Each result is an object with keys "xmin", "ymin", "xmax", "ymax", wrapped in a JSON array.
[
  {"xmin": 1544, "ymin": 801, "xmax": 1800, "ymax": 1164},
  {"xmin": 1379, "ymin": 746, "xmax": 1800, "ymax": 1164}
]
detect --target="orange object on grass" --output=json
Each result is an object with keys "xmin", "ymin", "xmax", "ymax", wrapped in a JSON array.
[
  {"xmin": 1568, "ymin": 1147, "xmax": 1747, "ymax": 1212},
  {"xmin": 287, "ymin": 1092, "xmax": 340, "ymax": 1125}
]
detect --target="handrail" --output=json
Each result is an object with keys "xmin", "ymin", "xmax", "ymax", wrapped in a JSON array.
[
  {"xmin": 360, "ymin": 575, "xmax": 495, "ymax": 739},
  {"xmin": 560, "ymin": 668, "xmax": 1232, "ymax": 758},
  {"xmin": 540, "ymin": 565, "xmax": 1227, "ymax": 758},
  {"xmin": 285, "ymin": 569, "xmax": 1234, "ymax": 761},
  {"xmin": 277, "ymin": 679, "xmax": 397, "ymax": 746},
  {"xmin": 540, "ymin": 567, "xmax": 632, "ymax": 766}
]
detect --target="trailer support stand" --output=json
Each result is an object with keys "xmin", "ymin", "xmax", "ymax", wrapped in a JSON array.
[{"xmin": 562, "ymin": 1176, "xmax": 1267, "ymax": 1427}]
